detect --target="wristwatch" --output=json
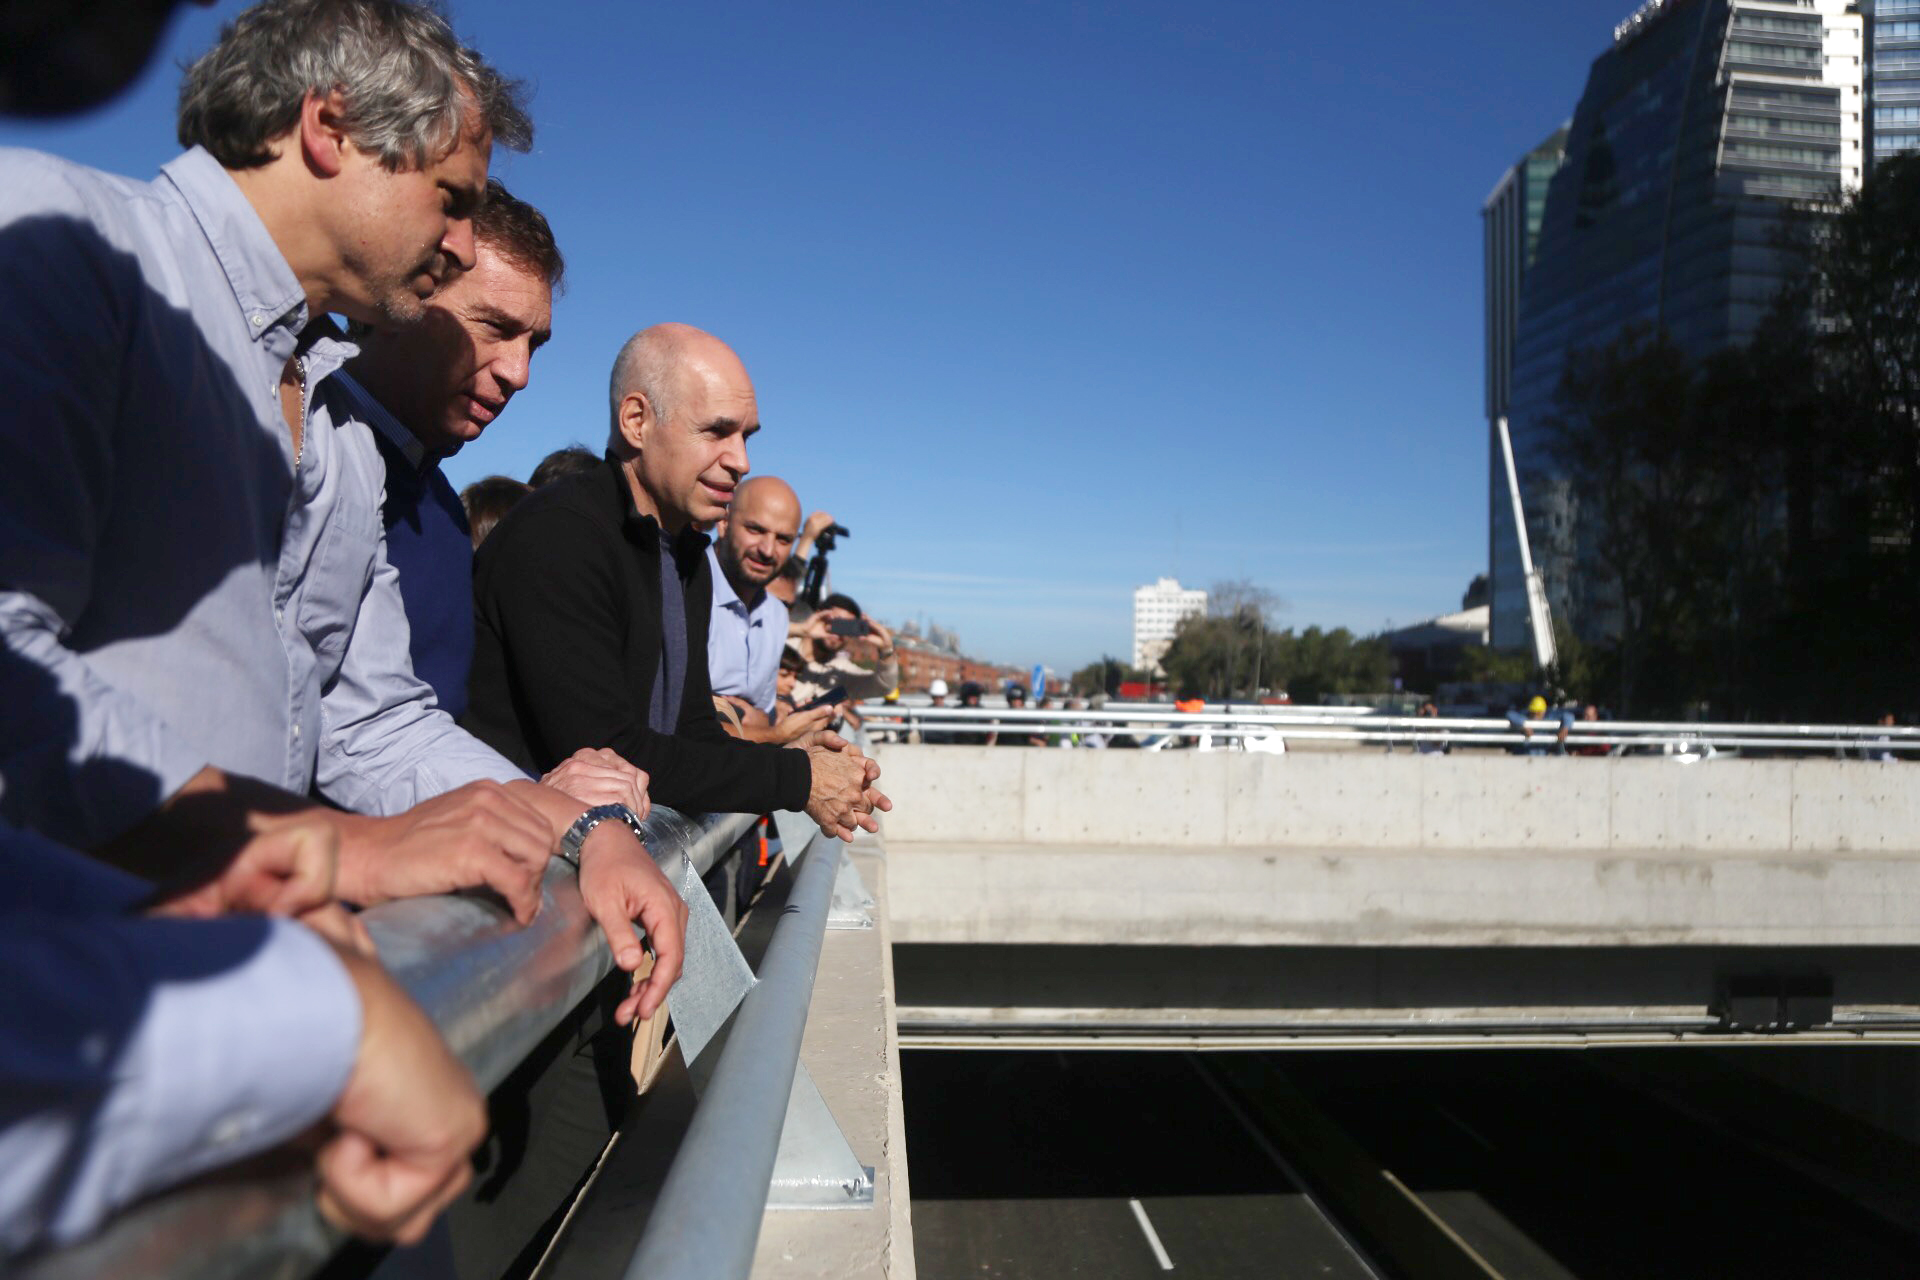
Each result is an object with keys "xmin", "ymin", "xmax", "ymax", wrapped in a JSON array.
[{"xmin": 557, "ymin": 803, "xmax": 646, "ymax": 870}]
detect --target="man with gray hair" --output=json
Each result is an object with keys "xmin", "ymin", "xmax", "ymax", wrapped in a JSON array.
[{"xmin": 0, "ymin": 0, "xmax": 674, "ymax": 1248}]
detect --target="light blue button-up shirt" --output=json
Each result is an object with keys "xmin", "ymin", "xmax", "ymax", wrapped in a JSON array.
[
  {"xmin": 0, "ymin": 826, "xmax": 359, "ymax": 1255},
  {"xmin": 704, "ymin": 545, "xmax": 790, "ymax": 714},
  {"xmin": 0, "ymin": 146, "xmax": 521, "ymax": 849}
]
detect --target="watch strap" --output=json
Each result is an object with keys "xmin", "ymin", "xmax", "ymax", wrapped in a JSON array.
[{"xmin": 558, "ymin": 803, "xmax": 644, "ymax": 869}]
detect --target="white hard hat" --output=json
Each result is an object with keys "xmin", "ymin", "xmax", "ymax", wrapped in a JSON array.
[{"xmin": 928, "ymin": 678, "xmax": 950, "ymax": 696}]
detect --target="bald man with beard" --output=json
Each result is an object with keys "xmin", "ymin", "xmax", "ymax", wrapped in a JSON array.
[{"xmin": 707, "ymin": 476, "xmax": 835, "ymax": 744}]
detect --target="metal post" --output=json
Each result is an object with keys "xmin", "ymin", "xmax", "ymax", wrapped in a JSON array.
[{"xmin": 1497, "ymin": 414, "xmax": 1559, "ymax": 672}]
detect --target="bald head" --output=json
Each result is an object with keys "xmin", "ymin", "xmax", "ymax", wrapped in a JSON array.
[
  {"xmin": 717, "ymin": 474, "xmax": 802, "ymax": 596},
  {"xmin": 606, "ymin": 322, "xmax": 759, "ymax": 532},
  {"xmin": 608, "ymin": 322, "xmax": 753, "ymax": 447}
]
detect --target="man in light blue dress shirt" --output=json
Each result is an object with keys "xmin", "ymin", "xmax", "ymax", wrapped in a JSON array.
[
  {"xmin": 707, "ymin": 475, "xmax": 803, "ymax": 718},
  {"xmin": 0, "ymin": 0, "xmax": 685, "ymax": 1015},
  {"xmin": 0, "ymin": 821, "xmax": 486, "ymax": 1257}
]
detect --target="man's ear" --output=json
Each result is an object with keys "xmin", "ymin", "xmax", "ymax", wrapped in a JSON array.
[
  {"xmin": 615, "ymin": 390, "xmax": 653, "ymax": 454},
  {"xmin": 298, "ymin": 89, "xmax": 353, "ymax": 178}
]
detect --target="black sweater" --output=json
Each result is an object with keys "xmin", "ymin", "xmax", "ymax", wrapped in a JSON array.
[{"xmin": 464, "ymin": 456, "xmax": 810, "ymax": 815}]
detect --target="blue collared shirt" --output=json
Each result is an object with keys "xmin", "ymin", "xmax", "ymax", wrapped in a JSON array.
[
  {"xmin": 329, "ymin": 373, "xmax": 477, "ymax": 720},
  {"xmin": 0, "ymin": 826, "xmax": 359, "ymax": 1255},
  {"xmin": 704, "ymin": 545, "xmax": 790, "ymax": 713},
  {"xmin": 0, "ymin": 146, "xmax": 521, "ymax": 848}
]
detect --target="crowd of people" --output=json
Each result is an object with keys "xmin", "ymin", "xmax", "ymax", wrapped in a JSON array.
[{"xmin": 0, "ymin": 0, "xmax": 892, "ymax": 1271}]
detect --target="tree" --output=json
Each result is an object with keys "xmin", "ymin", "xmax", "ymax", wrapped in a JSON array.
[{"xmin": 1069, "ymin": 655, "xmax": 1146, "ymax": 696}]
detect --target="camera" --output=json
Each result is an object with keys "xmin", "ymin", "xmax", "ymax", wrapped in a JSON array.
[{"xmin": 813, "ymin": 522, "xmax": 850, "ymax": 553}]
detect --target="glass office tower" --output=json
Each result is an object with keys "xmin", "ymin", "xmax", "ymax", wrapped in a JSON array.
[
  {"xmin": 1497, "ymin": 0, "xmax": 1865, "ymax": 644},
  {"xmin": 1867, "ymin": 0, "xmax": 1920, "ymax": 166},
  {"xmin": 1484, "ymin": 129, "xmax": 1568, "ymax": 652}
]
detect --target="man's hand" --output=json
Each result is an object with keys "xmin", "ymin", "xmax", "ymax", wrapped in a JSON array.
[
  {"xmin": 864, "ymin": 617, "xmax": 894, "ymax": 655},
  {"xmin": 147, "ymin": 817, "xmax": 338, "ymax": 921},
  {"xmin": 334, "ymin": 781, "xmax": 553, "ymax": 924},
  {"xmin": 771, "ymin": 704, "xmax": 835, "ymax": 744},
  {"xmin": 315, "ymin": 945, "xmax": 487, "ymax": 1246},
  {"xmin": 576, "ymin": 824, "xmax": 688, "ymax": 1026},
  {"xmin": 802, "ymin": 510, "xmax": 837, "ymax": 541},
  {"xmin": 542, "ymin": 747, "xmax": 651, "ymax": 822},
  {"xmin": 803, "ymin": 742, "xmax": 892, "ymax": 840},
  {"xmin": 145, "ymin": 818, "xmax": 380, "ymax": 957}
]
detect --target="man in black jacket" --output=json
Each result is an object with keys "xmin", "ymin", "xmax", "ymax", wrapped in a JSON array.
[{"xmin": 466, "ymin": 322, "xmax": 885, "ymax": 836}]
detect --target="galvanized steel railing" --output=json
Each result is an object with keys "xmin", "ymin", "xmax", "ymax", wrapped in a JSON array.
[
  {"xmin": 854, "ymin": 702, "xmax": 1920, "ymax": 756},
  {"xmin": 19, "ymin": 807, "xmax": 760, "ymax": 1280}
]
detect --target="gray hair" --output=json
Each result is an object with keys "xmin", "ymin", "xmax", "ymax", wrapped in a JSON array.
[
  {"xmin": 608, "ymin": 328, "xmax": 681, "ymax": 453},
  {"xmin": 177, "ymin": 0, "xmax": 531, "ymax": 171}
]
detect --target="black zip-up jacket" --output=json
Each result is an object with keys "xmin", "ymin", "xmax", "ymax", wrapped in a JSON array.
[{"xmin": 464, "ymin": 456, "xmax": 810, "ymax": 815}]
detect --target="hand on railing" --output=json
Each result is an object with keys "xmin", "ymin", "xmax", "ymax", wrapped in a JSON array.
[
  {"xmin": 577, "ymin": 825, "xmax": 688, "ymax": 1027},
  {"xmin": 315, "ymin": 946, "xmax": 487, "ymax": 1245},
  {"xmin": 804, "ymin": 734, "xmax": 892, "ymax": 839},
  {"xmin": 542, "ymin": 747, "xmax": 652, "ymax": 822},
  {"xmin": 332, "ymin": 781, "xmax": 554, "ymax": 924},
  {"xmin": 145, "ymin": 817, "xmax": 377, "ymax": 955}
]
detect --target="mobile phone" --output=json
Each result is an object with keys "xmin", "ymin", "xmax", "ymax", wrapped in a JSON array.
[
  {"xmin": 827, "ymin": 617, "xmax": 872, "ymax": 637},
  {"xmin": 798, "ymin": 686, "xmax": 850, "ymax": 713}
]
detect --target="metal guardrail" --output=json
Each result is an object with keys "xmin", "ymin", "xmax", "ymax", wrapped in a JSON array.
[
  {"xmin": 854, "ymin": 702, "xmax": 1920, "ymax": 755},
  {"xmin": 20, "ymin": 806, "xmax": 759, "ymax": 1280},
  {"xmin": 624, "ymin": 820, "xmax": 853, "ymax": 1280}
]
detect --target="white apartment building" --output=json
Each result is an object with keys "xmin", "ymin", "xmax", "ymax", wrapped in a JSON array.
[{"xmin": 1132, "ymin": 578, "xmax": 1208, "ymax": 672}]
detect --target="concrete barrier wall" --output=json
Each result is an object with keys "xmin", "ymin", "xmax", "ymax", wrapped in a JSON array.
[{"xmin": 872, "ymin": 746, "xmax": 1920, "ymax": 854}]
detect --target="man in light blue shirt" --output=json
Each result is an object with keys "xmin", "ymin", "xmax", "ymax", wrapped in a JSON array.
[
  {"xmin": 707, "ymin": 475, "xmax": 803, "ymax": 716},
  {"xmin": 0, "ymin": 822, "xmax": 485, "ymax": 1257},
  {"xmin": 0, "ymin": 0, "xmax": 684, "ymax": 1014}
]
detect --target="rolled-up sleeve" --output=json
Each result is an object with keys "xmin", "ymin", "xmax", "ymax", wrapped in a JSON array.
[
  {"xmin": 316, "ymin": 533, "xmax": 525, "ymax": 817},
  {"xmin": 0, "ymin": 914, "xmax": 360, "ymax": 1254},
  {"xmin": 0, "ymin": 186, "xmax": 211, "ymax": 846}
]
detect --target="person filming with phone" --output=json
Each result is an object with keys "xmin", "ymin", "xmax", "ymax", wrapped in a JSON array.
[{"xmin": 792, "ymin": 592, "xmax": 901, "ymax": 712}]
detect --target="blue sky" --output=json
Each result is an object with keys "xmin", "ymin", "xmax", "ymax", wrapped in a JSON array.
[{"xmin": 2, "ymin": 0, "xmax": 1633, "ymax": 671}]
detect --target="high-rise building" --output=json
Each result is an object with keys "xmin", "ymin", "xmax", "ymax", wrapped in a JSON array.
[
  {"xmin": 1866, "ymin": 0, "xmax": 1920, "ymax": 167},
  {"xmin": 1495, "ymin": 0, "xmax": 1865, "ymax": 644},
  {"xmin": 1132, "ymin": 578, "xmax": 1207, "ymax": 672},
  {"xmin": 1484, "ymin": 126, "xmax": 1568, "ymax": 651}
]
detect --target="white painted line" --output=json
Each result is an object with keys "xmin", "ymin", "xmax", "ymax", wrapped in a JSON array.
[{"xmin": 1128, "ymin": 1197, "xmax": 1175, "ymax": 1271}]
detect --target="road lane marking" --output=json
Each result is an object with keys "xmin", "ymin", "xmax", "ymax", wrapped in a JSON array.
[{"xmin": 1128, "ymin": 1198, "xmax": 1175, "ymax": 1271}]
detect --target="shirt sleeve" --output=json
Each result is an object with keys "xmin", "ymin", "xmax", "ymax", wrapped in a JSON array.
[
  {"xmin": 0, "ymin": 913, "xmax": 360, "ymax": 1254},
  {"xmin": 0, "ymin": 191, "xmax": 212, "ymax": 847},
  {"xmin": 316, "ymin": 525, "xmax": 526, "ymax": 817}
]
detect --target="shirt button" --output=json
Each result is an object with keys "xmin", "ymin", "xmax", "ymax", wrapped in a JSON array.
[
  {"xmin": 274, "ymin": 607, "xmax": 284, "ymax": 622},
  {"xmin": 251, "ymin": 315, "xmax": 265, "ymax": 328},
  {"xmin": 292, "ymin": 724, "xmax": 301, "ymax": 741},
  {"xmin": 209, "ymin": 1110, "xmax": 260, "ymax": 1147}
]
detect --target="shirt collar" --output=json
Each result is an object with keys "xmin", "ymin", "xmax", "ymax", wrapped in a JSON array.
[
  {"xmin": 611, "ymin": 454, "xmax": 710, "ymax": 562},
  {"xmin": 331, "ymin": 371, "xmax": 429, "ymax": 470},
  {"xmin": 707, "ymin": 543, "xmax": 771, "ymax": 614},
  {"xmin": 160, "ymin": 147, "xmax": 309, "ymax": 353}
]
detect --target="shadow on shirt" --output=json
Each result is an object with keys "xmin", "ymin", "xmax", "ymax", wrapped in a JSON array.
[{"xmin": 0, "ymin": 213, "xmax": 298, "ymax": 868}]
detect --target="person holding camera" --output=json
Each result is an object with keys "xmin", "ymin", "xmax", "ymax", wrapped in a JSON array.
[{"xmin": 791, "ymin": 593, "xmax": 901, "ymax": 709}]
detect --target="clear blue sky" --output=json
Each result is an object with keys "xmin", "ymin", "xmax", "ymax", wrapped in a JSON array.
[{"xmin": 1, "ymin": 0, "xmax": 1631, "ymax": 671}]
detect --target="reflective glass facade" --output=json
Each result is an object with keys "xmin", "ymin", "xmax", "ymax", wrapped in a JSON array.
[
  {"xmin": 1869, "ymin": 0, "xmax": 1920, "ymax": 165},
  {"xmin": 1483, "ymin": 129, "xmax": 1568, "ymax": 651},
  {"xmin": 1496, "ymin": 0, "xmax": 1863, "ymax": 644}
]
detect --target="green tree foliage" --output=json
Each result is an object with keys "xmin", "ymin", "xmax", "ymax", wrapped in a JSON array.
[
  {"xmin": 1159, "ymin": 583, "xmax": 1390, "ymax": 703},
  {"xmin": 1069, "ymin": 655, "xmax": 1148, "ymax": 696},
  {"xmin": 1540, "ymin": 155, "xmax": 1920, "ymax": 718}
]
